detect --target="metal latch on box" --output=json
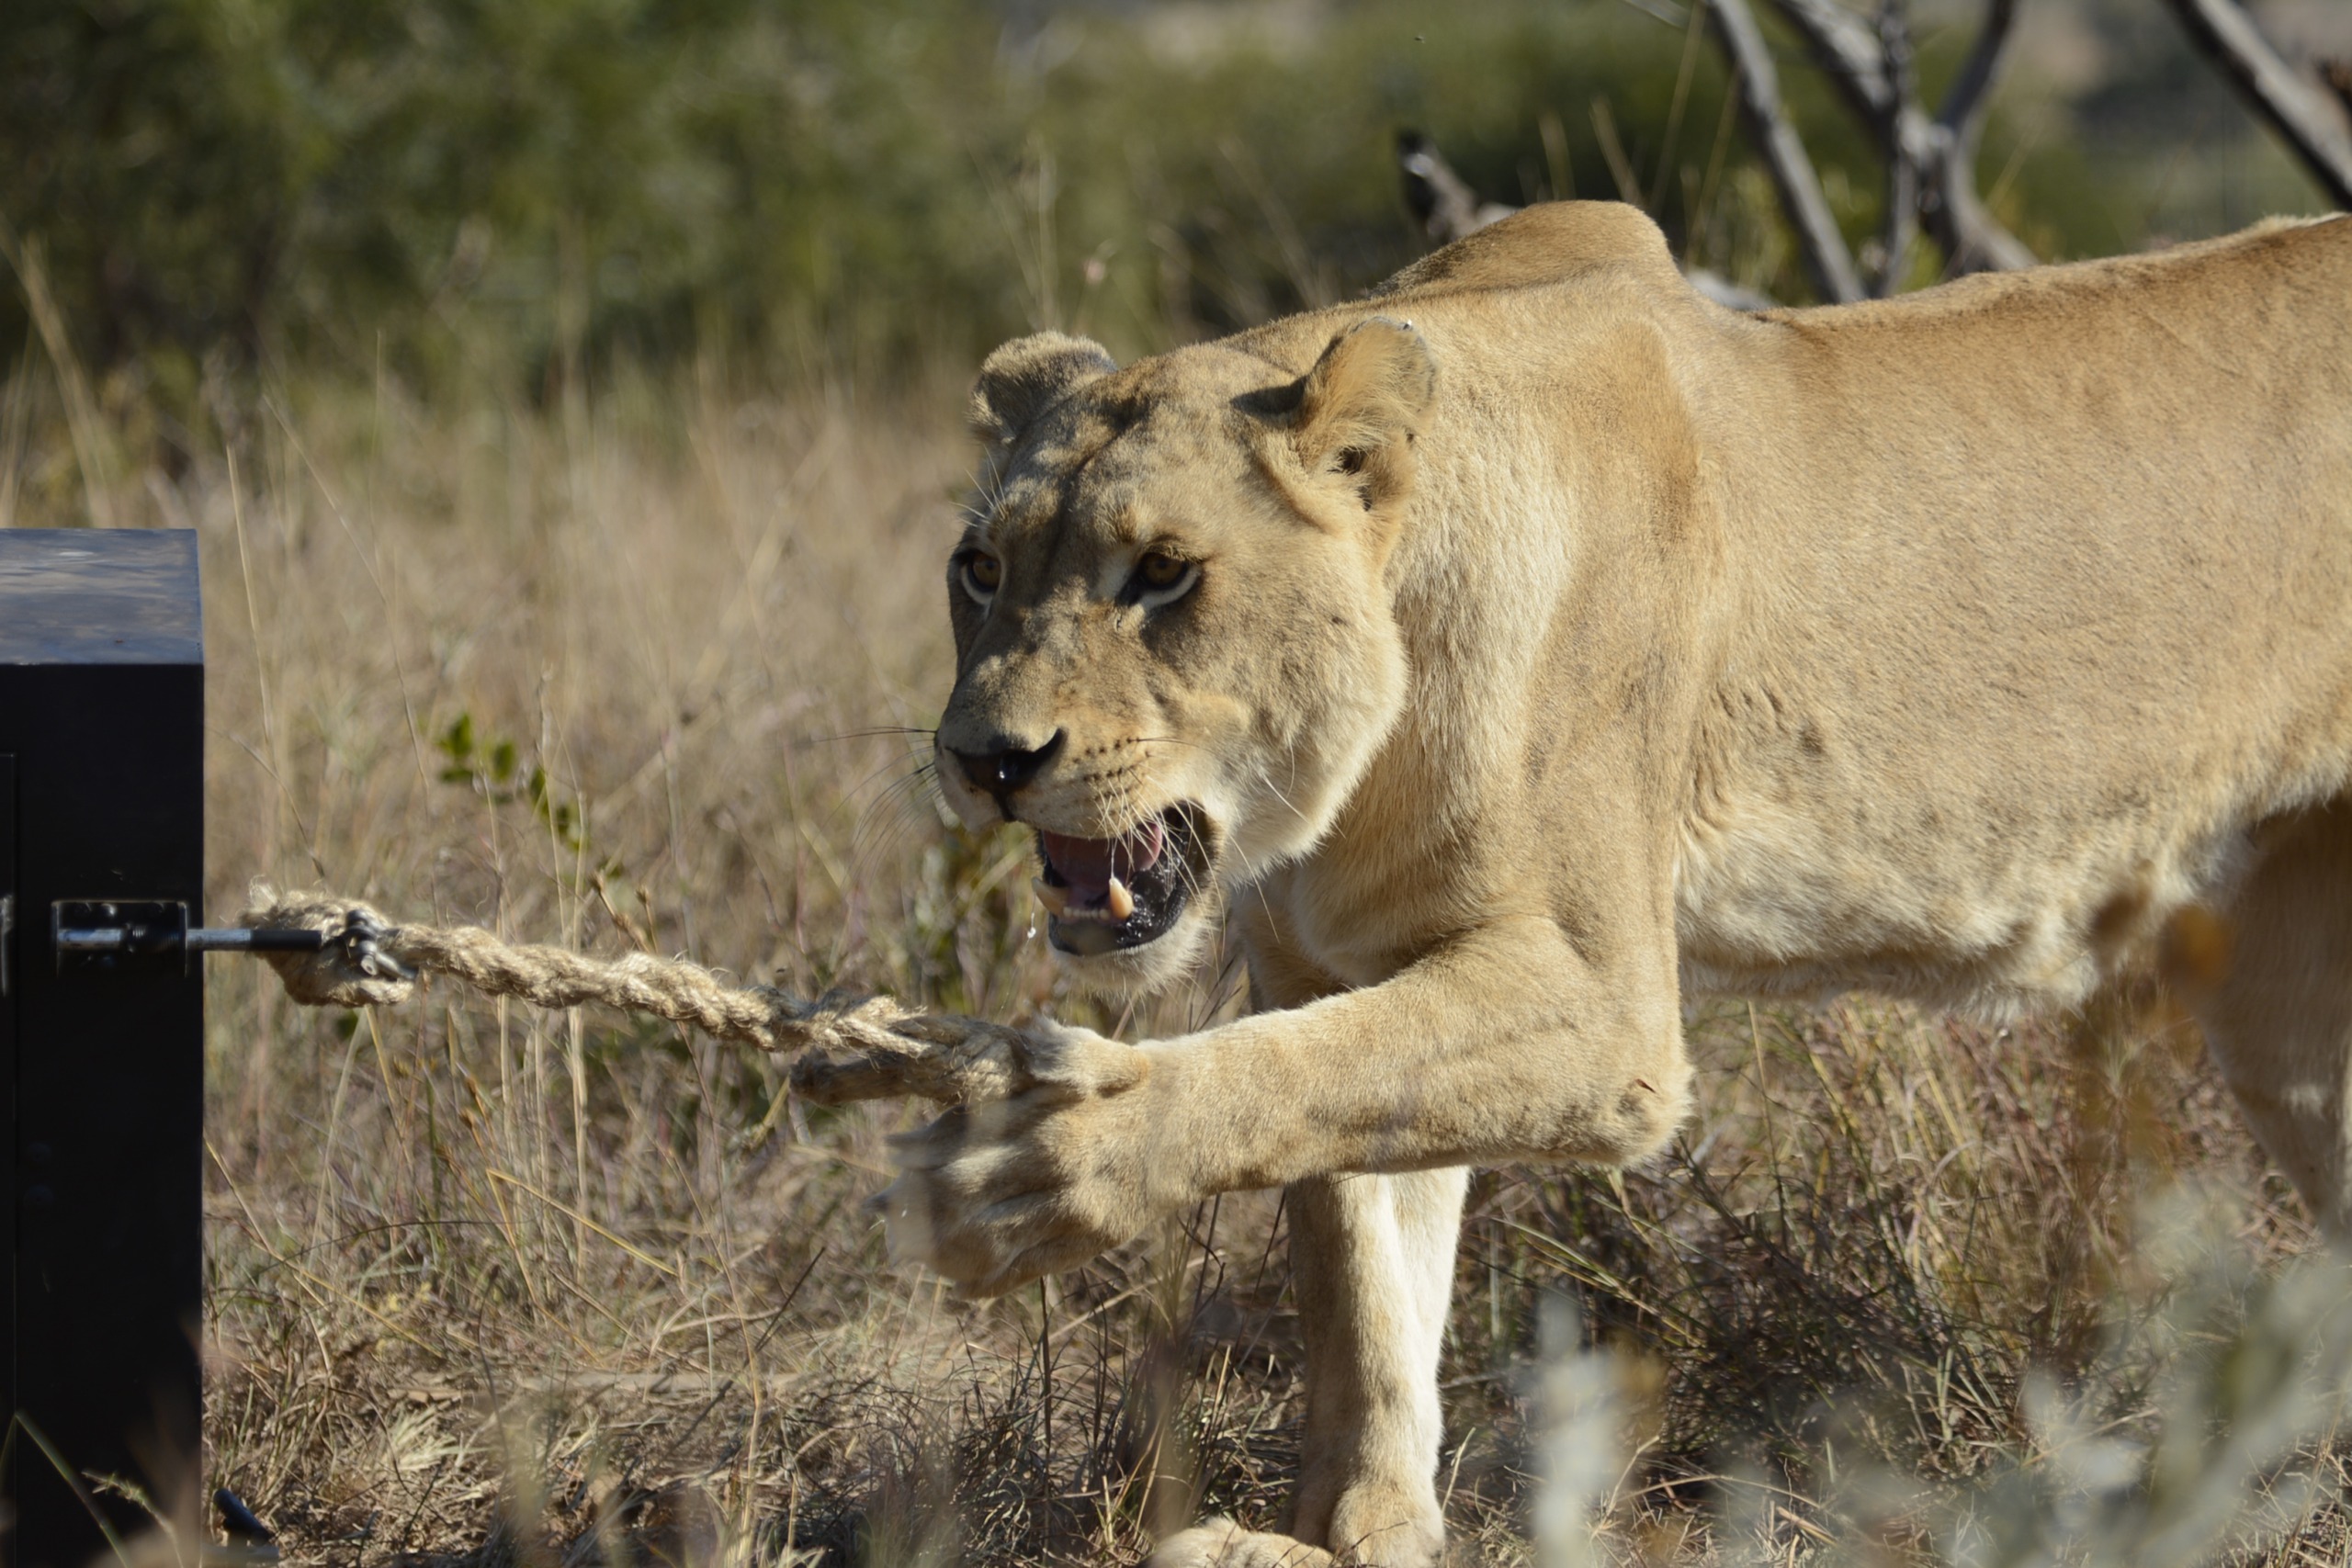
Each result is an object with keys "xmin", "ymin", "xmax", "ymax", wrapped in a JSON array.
[{"xmin": 51, "ymin": 901, "xmax": 330, "ymax": 976}]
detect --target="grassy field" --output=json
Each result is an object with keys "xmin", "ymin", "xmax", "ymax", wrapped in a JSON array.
[
  {"xmin": 10, "ymin": 0, "xmax": 2352, "ymax": 1557},
  {"xmin": 4, "ymin": 346, "xmax": 2350, "ymax": 1566}
]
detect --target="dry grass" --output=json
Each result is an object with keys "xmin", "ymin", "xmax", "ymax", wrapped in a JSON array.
[{"xmin": 6, "ymin": 360, "xmax": 2350, "ymax": 1566}]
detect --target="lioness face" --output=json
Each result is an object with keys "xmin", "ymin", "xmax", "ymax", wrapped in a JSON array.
[{"xmin": 936, "ymin": 322, "xmax": 1435, "ymax": 994}]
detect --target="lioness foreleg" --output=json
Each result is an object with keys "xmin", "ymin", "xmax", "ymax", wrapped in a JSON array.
[
  {"xmin": 875, "ymin": 912, "xmax": 1688, "ymax": 1293},
  {"xmin": 1286, "ymin": 1168, "xmax": 1469, "ymax": 1568}
]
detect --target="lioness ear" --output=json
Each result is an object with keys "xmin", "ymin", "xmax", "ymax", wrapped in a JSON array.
[
  {"xmin": 969, "ymin": 333, "xmax": 1117, "ymax": 447},
  {"xmin": 1292, "ymin": 317, "xmax": 1436, "ymax": 511}
]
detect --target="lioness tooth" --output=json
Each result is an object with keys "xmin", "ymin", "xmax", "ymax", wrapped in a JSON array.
[
  {"xmin": 1106, "ymin": 876, "xmax": 1136, "ymax": 920},
  {"xmin": 1032, "ymin": 876, "xmax": 1070, "ymax": 916}
]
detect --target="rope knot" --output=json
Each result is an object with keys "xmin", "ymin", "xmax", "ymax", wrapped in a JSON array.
[{"xmin": 242, "ymin": 885, "xmax": 417, "ymax": 1008}]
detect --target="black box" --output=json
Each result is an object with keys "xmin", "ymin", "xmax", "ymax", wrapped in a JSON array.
[{"xmin": 0, "ymin": 529, "xmax": 203, "ymax": 1566}]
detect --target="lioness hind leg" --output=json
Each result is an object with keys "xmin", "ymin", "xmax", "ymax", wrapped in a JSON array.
[
  {"xmin": 1283, "ymin": 1167, "xmax": 1470, "ymax": 1568},
  {"xmin": 2189, "ymin": 801, "xmax": 2352, "ymax": 1233}
]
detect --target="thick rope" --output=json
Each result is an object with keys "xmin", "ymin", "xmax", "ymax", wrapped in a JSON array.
[{"xmin": 238, "ymin": 885, "xmax": 1032, "ymax": 1105}]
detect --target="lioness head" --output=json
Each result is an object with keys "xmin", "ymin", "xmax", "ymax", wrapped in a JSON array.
[{"xmin": 935, "ymin": 318, "xmax": 1437, "ymax": 993}]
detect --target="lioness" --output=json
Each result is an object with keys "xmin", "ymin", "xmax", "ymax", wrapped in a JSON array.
[{"xmin": 888, "ymin": 203, "xmax": 2352, "ymax": 1567}]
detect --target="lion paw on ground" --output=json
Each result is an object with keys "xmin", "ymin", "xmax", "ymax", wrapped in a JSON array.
[{"xmin": 1148, "ymin": 1518, "xmax": 1337, "ymax": 1568}]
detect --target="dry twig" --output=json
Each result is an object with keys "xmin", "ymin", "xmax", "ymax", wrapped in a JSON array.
[
  {"xmin": 2163, "ymin": 0, "xmax": 2352, "ymax": 208},
  {"xmin": 1735, "ymin": 0, "xmax": 2035, "ymax": 291},
  {"xmin": 1706, "ymin": 0, "xmax": 1867, "ymax": 301},
  {"xmin": 1396, "ymin": 132, "xmax": 1517, "ymax": 243}
]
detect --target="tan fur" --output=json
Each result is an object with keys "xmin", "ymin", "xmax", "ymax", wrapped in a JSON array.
[{"xmin": 894, "ymin": 203, "xmax": 2352, "ymax": 1565}]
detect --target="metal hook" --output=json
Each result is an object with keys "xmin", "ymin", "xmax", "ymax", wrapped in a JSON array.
[{"xmin": 333, "ymin": 908, "xmax": 413, "ymax": 982}]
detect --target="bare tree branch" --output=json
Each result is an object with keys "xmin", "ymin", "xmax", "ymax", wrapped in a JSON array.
[
  {"xmin": 1935, "ymin": 0, "xmax": 2017, "ymax": 137},
  {"xmin": 1760, "ymin": 0, "xmax": 2034, "ymax": 279},
  {"xmin": 1919, "ymin": 0, "xmax": 2038, "ymax": 273},
  {"xmin": 1408, "ymin": 0, "xmax": 2026, "ymax": 301},
  {"xmin": 1705, "ymin": 0, "xmax": 1866, "ymax": 302},
  {"xmin": 1394, "ymin": 0, "xmax": 2344, "ymax": 320},
  {"xmin": 1768, "ymin": 0, "xmax": 1892, "ymax": 118},
  {"xmin": 1687, "ymin": 269, "xmax": 1781, "ymax": 310},
  {"xmin": 1396, "ymin": 132, "xmax": 1515, "ymax": 243},
  {"xmin": 2163, "ymin": 0, "xmax": 2352, "ymax": 208},
  {"xmin": 1871, "ymin": 0, "xmax": 1919, "ymax": 294},
  {"xmin": 1762, "ymin": 0, "xmax": 1913, "ymax": 289}
]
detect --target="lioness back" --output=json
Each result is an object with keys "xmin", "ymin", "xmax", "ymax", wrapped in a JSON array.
[
  {"xmin": 1673, "ymin": 212, "xmax": 2352, "ymax": 1010},
  {"xmin": 1216, "ymin": 205, "xmax": 2352, "ymax": 1012}
]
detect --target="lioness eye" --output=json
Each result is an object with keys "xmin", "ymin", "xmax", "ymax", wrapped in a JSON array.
[
  {"xmin": 961, "ymin": 551, "xmax": 1002, "ymax": 602},
  {"xmin": 1135, "ymin": 551, "xmax": 1193, "ymax": 594}
]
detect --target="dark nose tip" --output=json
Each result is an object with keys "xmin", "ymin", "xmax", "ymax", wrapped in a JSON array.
[{"xmin": 949, "ymin": 731, "xmax": 1064, "ymax": 797}]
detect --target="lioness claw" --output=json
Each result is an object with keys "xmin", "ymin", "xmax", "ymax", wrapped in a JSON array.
[{"xmin": 788, "ymin": 1009, "xmax": 1146, "ymax": 1111}]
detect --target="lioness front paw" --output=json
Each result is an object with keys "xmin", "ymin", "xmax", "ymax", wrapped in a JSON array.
[
  {"xmin": 1326, "ymin": 1484, "xmax": 1444, "ymax": 1568},
  {"xmin": 872, "ymin": 1021, "xmax": 1190, "ymax": 1293},
  {"xmin": 1149, "ymin": 1517, "xmax": 1333, "ymax": 1568}
]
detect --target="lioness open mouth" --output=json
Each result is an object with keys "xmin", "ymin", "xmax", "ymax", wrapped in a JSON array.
[{"xmin": 1032, "ymin": 804, "xmax": 1210, "ymax": 956}]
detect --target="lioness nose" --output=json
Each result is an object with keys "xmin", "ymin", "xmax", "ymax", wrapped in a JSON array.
[{"xmin": 949, "ymin": 731, "xmax": 1064, "ymax": 797}]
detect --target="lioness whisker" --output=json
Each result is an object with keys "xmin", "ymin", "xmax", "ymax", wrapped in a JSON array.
[
  {"xmin": 847, "ymin": 760, "xmax": 945, "ymax": 880},
  {"xmin": 1250, "ymin": 761, "xmax": 1305, "ymax": 827},
  {"xmin": 811, "ymin": 725, "xmax": 938, "ymax": 746},
  {"xmin": 832, "ymin": 751, "xmax": 931, "ymax": 818}
]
